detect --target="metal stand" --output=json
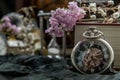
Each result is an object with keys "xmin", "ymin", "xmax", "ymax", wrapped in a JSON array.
[{"xmin": 38, "ymin": 11, "xmax": 51, "ymax": 54}]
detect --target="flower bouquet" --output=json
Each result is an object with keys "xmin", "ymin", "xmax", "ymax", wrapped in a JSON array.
[
  {"xmin": 45, "ymin": 1, "xmax": 86, "ymax": 57},
  {"xmin": 46, "ymin": 1, "xmax": 86, "ymax": 37}
]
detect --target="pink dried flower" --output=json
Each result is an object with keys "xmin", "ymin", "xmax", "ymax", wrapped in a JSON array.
[
  {"xmin": 45, "ymin": 27, "xmax": 64, "ymax": 37},
  {"xmin": 11, "ymin": 25, "xmax": 20, "ymax": 34},
  {"xmin": 0, "ymin": 16, "xmax": 20, "ymax": 35},
  {"xmin": 2, "ymin": 16, "xmax": 11, "ymax": 22},
  {"xmin": 49, "ymin": 17, "xmax": 59, "ymax": 28},
  {"xmin": 68, "ymin": 1, "xmax": 79, "ymax": 11},
  {"xmin": 46, "ymin": 1, "xmax": 85, "ymax": 37}
]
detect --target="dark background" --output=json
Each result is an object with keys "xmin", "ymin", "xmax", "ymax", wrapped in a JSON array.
[
  {"xmin": 0, "ymin": 0, "xmax": 32, "ymax": 19},
  {"xmin": 0, "ymin": 0, "xmax": 15, "ymax": 18}
]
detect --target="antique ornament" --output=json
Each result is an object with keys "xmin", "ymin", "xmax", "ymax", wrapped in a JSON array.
[{"xmin": 71, "ymin": 27, "xmax": 114, "ymax": 74}]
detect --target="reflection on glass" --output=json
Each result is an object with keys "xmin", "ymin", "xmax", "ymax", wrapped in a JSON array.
[
  {"xmin": 74, "ymin": 40, "xmax": 110, "ymax": 73},
  {"xmin": 47, "ymin": 36, "xmax": 61, "ymax": 59}
]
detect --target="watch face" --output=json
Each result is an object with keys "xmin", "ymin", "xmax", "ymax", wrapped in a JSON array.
[
  {"xmin": 0, "ymin": 34, "xmax": 7, "ymax": 55},
  {"xmin": 71, "ymin": 39, "xmax": 113, "ymax": 74}
]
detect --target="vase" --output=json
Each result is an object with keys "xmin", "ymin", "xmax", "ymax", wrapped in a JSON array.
[{"xmin": 47, "ymin": 35, "xmax": 61, "ymax": 59}]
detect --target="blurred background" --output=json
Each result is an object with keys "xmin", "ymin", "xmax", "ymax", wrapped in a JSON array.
[
  {"xmin": 0, "ymin": 0, "xmax": 120, "ymax": 18},
  {"xmin": 0, "ymin": 0, "xmax": 120, "ymax": 56}
]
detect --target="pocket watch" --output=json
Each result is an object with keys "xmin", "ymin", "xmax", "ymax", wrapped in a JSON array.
[
  {"xmin": 71, "ymin": 27, "xmax": 114, "ymax": 74},
  {"xmin": 0, "ymin": 33, "xmax": 7, "ymax": 55}
]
